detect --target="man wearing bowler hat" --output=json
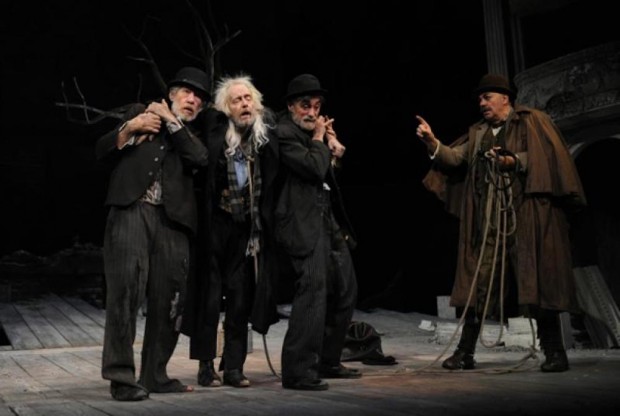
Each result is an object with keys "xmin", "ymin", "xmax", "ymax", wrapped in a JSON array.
[
  {"xmin": 275, "ymin": 73, "xmax": 361, "ymax": 391},
  {"xmin": 96, "ymin": 66, "xmax": 209, "ymax": 400},
  {"xmin": 415, "ymin": 73, "xmax": 586, "ymax": 373}
]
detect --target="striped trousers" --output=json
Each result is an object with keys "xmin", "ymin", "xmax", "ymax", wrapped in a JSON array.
[
  {"xmin": 101, "ymin": 201, "xmax": 189, "ymax": 391},
  {"xmin": 281, "ymin": 191, "xmax": 357, "ymax": 383}
]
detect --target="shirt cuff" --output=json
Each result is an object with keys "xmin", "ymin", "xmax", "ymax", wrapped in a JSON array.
[
  {"xmin": 117, "ymin": 122, "xmax": 136, "ymax": 149},
  {"xmin": 166, "ymin": 120, "xmax": 183, "ymax": 134},
  {"xmin": 429, "ymin": 142, "xmax": 440, "ymax": 160}
]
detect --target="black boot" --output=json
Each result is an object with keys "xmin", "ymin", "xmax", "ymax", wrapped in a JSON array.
[
  {"xmin": 538, "ymin": 309, "xmax": 569, "ymax": 373},
  {"xmin": 541, "ymin": 350, "xmax": 569, "ymax": 372},
  {"xmin": 442, "ymin": 349, "xmax": 476, "ymax": 370},
  {"xmin": 443, "ymin": 314, "xmax": 480, "ymax": 370},
  {"xmin": 197, "ymin": 360, "xmax": 222, "ymax": 387}
]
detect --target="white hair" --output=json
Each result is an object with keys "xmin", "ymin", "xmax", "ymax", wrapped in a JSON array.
[{"xmin": 213, "ymin": 75, "xmax": 272, "ymax": 158}]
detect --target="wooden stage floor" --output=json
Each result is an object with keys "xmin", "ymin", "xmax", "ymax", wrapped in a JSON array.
[{"xmin": 1, "ymin": 295, "xmax": 619, "ymax": 415}]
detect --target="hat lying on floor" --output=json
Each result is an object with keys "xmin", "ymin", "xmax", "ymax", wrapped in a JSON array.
[{"xmin": 341, "ymin": 321, "xmax": 397, "ymax": 365}]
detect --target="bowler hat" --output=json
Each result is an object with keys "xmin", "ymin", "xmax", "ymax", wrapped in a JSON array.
[
  {"xmin": 472, "ymin": 73, "xmax": 516, "ymax": 100},
  {"xmin": 168, "ymin": 66, "xmax": 210, "ymax": 100},
  {"xmin": 285, "ymin": 73, "xmax": 327, "ymax": 101}
]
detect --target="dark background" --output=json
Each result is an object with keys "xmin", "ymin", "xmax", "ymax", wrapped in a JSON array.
[{"xmin": 1, "ymin": 0, "xmax": 498, "ymax": 313}]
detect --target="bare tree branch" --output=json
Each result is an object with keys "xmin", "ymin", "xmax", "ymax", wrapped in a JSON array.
[
  {"xmin": 184, "ymin": 0, "xmax": 241, "ymax": 90},
  {"xmin": 123, "ymin": 17, "xmax": 167, "ymax": 96},
  {"xmin": 57, "ymin": 1, "xmax": 240, "ymax": 126},
  {"xmin": 54, "ymin": 102, "xmax": 129, "ymax": 125},
  {"xmin": 56, "ymin": 79, "xmax": 129, "ymax": 124}
]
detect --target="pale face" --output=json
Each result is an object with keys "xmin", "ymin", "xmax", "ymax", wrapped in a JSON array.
[
  {"xmin": 169, "ymin": 86, "xmax": 204, "ymax": 122},
  {"xmin": 228, "ymin": 84, "xmax": 256, "ymax": 129},
  {"xmin": 288, "ymin": 97, "xmax": 322, "ymax": 131},
  {"xmin": 478, "ymin": 92, "xmax": 511, "ymax": 126}
]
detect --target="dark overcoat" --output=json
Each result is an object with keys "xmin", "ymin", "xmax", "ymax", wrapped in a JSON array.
[
  {"xmin": 95, "ymin": 103, "xmax": 208, "ymax": 233},
  {"xmin": 274, "ymin": 114, "xmax": 356, "ymax": 258},
  {"xmin": 182, "ymin": 108, "xmax": 280, "ymax": 340}
]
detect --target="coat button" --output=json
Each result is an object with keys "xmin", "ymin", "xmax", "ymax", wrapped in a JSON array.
[
  {"xmin": 154, "ymin": 157, "xmax": 159, "ymax": 162},
  {"xmin": 148, "ymin": 171, "xmax": 153, "ymax": 176}
]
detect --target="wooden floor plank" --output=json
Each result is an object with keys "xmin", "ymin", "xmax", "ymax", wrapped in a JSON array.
[
  {"xmin": 42, "ymin": 352, "xmax": 101, "ymax": 379},
  {"xmin": 1, "ymin": 309, "xmax": 620, "ymax": 415},
  {"xmin": 40, "ymin": 295, "xmax": 102, "ymax": 345},
  {"xmin": 60, "ymin": 296, "xmax": 107, "ymax": 327},
  {"xmin": 42, "ymin": 294, "xmax": 106, "ymax": 344},
  {"xmin": 36, "ymin": 302, "xmax": 99, "ymax": 347},
  {"xmin": 0, "ymin": 302, "xmax": 43, "ymax": 350},
  {"xmin": 0, "ymin": 354, "xmax": 55, "ymax": 398},
  {"xmin": 0, "ymin": 355, "xmax": 31, "ymax": 388},
  {"xmin": 10, "ymin": 354, "xmax": 70, "ymax": 380},
  {"xmin": 43, "ymin": 293, "xmax": 104, "ymax": 344},
  {"xmin": 13, "ymin": 302, "xmax": 71, "ymax": 349},
  {"xmin": 61, "ymin": 296, "xmax": 145, "ymax": 342},
  {"xmin": 9, "ymin": 401, "xmax": 109, "ymax": 416},
  {"xmin": 71, "ymin": 349, "xmax": 105, "ymax": 368}
]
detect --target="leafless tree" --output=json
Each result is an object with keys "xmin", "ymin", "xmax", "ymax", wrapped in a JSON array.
[{"xmin": 56, "ymin": 0, "xmax": 240, "ymax": 124}]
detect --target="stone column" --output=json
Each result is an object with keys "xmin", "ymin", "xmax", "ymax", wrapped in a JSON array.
[{"xmin": 482, "ymin": 0, "xmax": 509, "ymax": 76}]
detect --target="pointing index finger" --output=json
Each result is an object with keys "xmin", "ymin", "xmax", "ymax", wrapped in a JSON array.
[{"xmin": 415, "ymin": 115, "xmax": 428, "ymax": 126}]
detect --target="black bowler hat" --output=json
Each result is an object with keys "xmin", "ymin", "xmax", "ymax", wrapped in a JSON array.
[
  {"xmin": 472, "ymin": 73, "xmax": 516, "ymax": 100},
  {"xmin": 285, "ymin": 73, "xmax": 327, "ymax": 101},
  {"xmin": 168, "ymin": 66, "xmax": 210, "ymax": 100}
]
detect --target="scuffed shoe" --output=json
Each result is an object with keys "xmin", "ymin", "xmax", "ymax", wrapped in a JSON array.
[
  {"xmin": 110, "ymin": 381, "xmax": 149, "ymax": 401},
  {"xmin": 442, "ymin": 350, "xmax": 476, "ymax": 370},
  {"xmin": 318, "ymin": 364, "xmax": 362, "ymax": 379},
  {"xmin": 283, "ymin": 378, "xmax": 329, "ymax": 391},
  {"xmin": 223, "ymin": 369, "xmax": 251, "ymax": 387},
  {"xmin": 541, "ymin": 350, "xmax": 569, "ymax": 373},
  {"xmin": 198, "ymin": 360, "xmax": 222, "ymax": 387}
]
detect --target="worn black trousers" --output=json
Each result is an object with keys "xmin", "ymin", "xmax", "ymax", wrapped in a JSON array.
[
  {"xmin": 189, "ymin": 209, "xmax": 254, "ymax": 371},
  {"xmin": 101, "ymin": 202, "xmax": 189, "ymax": 391},
  {"xmin": 281, "ymin": 191, "xmax": 358, "ymax": 383}
]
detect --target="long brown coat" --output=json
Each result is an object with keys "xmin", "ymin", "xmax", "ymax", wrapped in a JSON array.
[{"xmin": 423, "ymin": 105, "xmax": 586, "ymax": 312}]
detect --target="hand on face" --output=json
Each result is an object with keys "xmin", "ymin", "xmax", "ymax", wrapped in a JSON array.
[
  {"xmin": 324, "ymin": 117, "xmax": 345, "ymax": 158},
  {"xmin": 312, "ymin": 115, "xmax": 328, "ymax": 139}
]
